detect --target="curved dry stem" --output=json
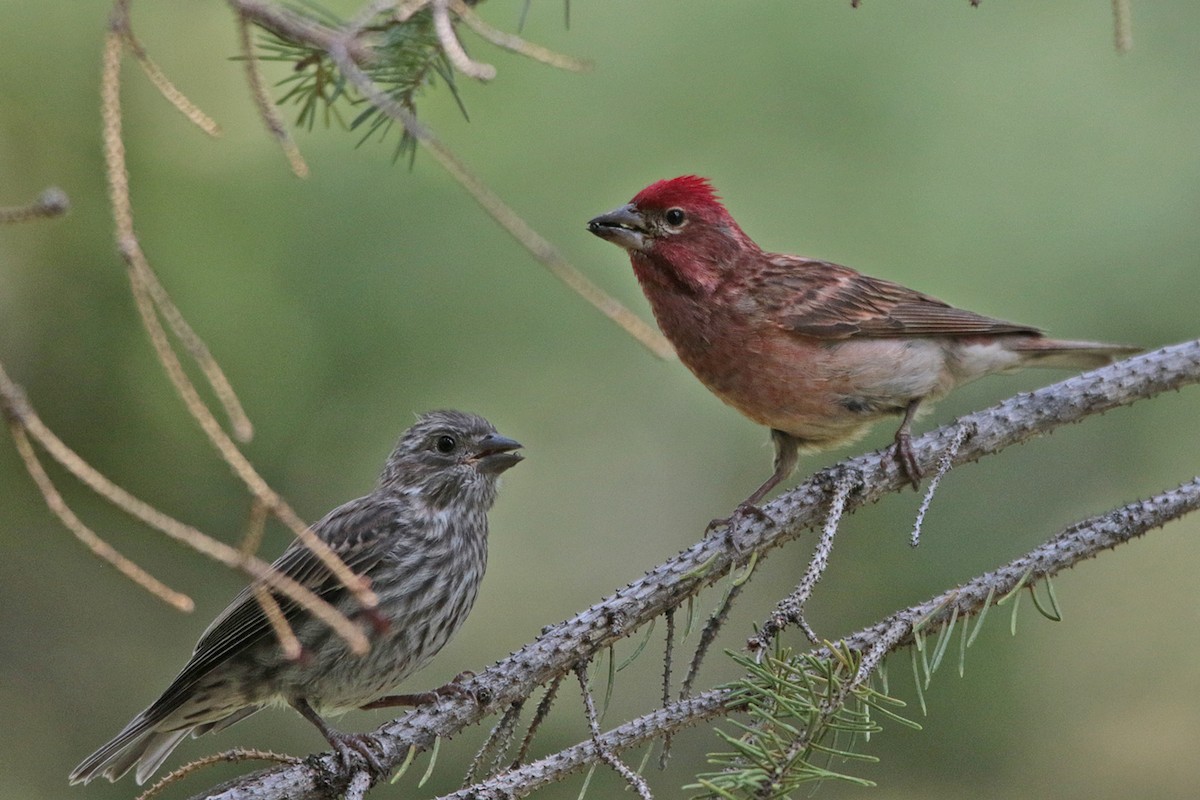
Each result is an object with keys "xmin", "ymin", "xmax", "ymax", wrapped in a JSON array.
[
  {"xmin": 0, "ymin": 362, "xmax": 368, "ymax": 652},
  {"xmin": 101, "ymin": 10, "xmax": 377, "ymax": 625},
  {"xmin": 234, "ymin": 9, "xmax": 309, "ymax": 177},
  {"xmin": 452, "ymin": 0, "xmax": 591, "ymax": 72},
  {"xmin": 7, "ymin": 417, "xmax": 193, "ymax": 612},
  {"xmin": 105, "ymin": 7, "xmax": 253, "ymax": 443},
  {"xmin": 138, "ymin": 749, "xmax": 301, "ymax": 800},
  {"xmin": 431, "ymin": 0, "xmax": 495, "ymax": 80},
  {"xmin": 325, "ymin": 44, "xmax": 675, "ymax": 361},
  {"xmin": 121, "ymin": 28, "xmax": 221, "ymax": 136}
]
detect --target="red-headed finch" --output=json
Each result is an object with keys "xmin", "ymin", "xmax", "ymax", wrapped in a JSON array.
[
  {"xmin": 70, "ymin": 410, "xmax": 522, "ymax": 784},
  {"xmin": 588, "ymin": 176, "xmax": 1137, "ymax": 512}
]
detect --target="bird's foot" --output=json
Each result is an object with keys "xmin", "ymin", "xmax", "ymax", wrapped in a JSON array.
[
  {"xmin": 705, "ymin": 502, "xmax": 774, "ymax": 535},
  {"xmin": 431, "ymin": 671, "xmax": 487, "ymax": 705},
  {"xmin": 705, "ymin": 502, "xmax": 777, "ymax": 552},
  {"xmin": 326, "ymin": 730, "xmax": 388, "ymax": 777},
  {"xmin": 893, "ymin": 432, "xmax": 922, "ymax": 490}
]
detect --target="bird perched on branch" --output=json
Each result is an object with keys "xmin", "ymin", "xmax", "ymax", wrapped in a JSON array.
[
  {"xmin": 70, "ymin": 410, "xmax": 523, "ymax": 784},
  {"xmin": 588, "ymin": 176, "xmax": 1136, "ymax": 515}
]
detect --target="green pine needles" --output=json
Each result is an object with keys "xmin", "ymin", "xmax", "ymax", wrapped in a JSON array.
[
  {"xmin": 254, "ymin": 3, "xmax": 466, "ymax": 164},
  {"xmin": 689, "ymin": 645, "xmax": 917, "ymax": 798}
]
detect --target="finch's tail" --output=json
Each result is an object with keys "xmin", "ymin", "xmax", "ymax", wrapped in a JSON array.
[
  {"xmin": 69, "ymin": 704, "xmax": 262, "ymax": 784},
  {"xmin": 1010, "ymin": 338, "xmax": 1140, "ymax": 370},
  {"xmin": 68, "ymin": 711, "xmax": 190, "ymax": 786}
]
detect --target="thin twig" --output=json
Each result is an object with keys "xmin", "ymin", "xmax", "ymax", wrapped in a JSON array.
[
  {"xmin": 6, "ymin": 416, "xmax": 193, "ymax": 612},
  {"xmin": 681, "ymin": 574, "xmax": 750, "ymax": 700},
  {"xmin": 910, "ymin": 422, "xmax": 971, "ymax": 548},
  {"xmin": 1113, "ymin": 0, "xmax": 1133, "ymax": 53},
  {"xmin": 101, "ymin": 12, "xmax": 377, "ymax": 627},
  {"xmin": 0, "ymin": 361, "xmax": 366, "ymax": 651},
  {"xmin": 0, "ymin": 187, "xmax": 70, "ymax": 224},
  {"xmin": 253, "ymin": 585, "xmax": 303, "ymax": 661},
  {"xmin": 233, "ymin": 9, "xmax": 309, "ymax": 177},
  {"xmin": 511, "ymin": 674, "xmax": 562, "ymax": 768},
  {"xmin": 753, "ymin": 469, "xmax": 859, "ymax": 652},
  {"xmin": 464, "ymin": 699, "xmax": 524, "ymax": 785},
  {"xmin": 656, "ymin": 607, "xmax": 675, "ymax": 769},
  {"xmin": 138, "ymin": 749, "xmax": 300, "ymax": 800},
  {"xmin": 120, "ymin": 26, "xmax": 221, "ymax": 136},
  {"xmin": 451, "ymin": 0, "xmax": 591, "ymax": 72},
  {"xmin": 324, "ymin": 43, "xmax": 675, "ymax": 361},
  {"xmin": 431, "ymin": 0, "xmax": 496, "ymax": 80},
  {"xmin": 240, "ymin": 496, "xmax": 271, "ymax": 556},
  {"xmin": 575, "ymin": 663, "xmax": 653, "ymax": 800}
]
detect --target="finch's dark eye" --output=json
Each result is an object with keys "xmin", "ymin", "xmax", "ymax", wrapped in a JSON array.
[
  {"xmin": 665, "ymin": 208, "xmax": 686, "ymax": 226},
  {"xmin": 434, "ymin": 434, "xmax": 457, "ymax": 454}
]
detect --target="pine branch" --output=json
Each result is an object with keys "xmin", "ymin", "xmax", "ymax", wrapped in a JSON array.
[{"xmin": 182, "ymin": 340, "xmax": 1200, "ymax": 800}]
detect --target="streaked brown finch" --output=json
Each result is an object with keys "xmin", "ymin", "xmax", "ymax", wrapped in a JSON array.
[{"xmin": 71, "ymin": 410, "xmax": 522, "ymax": 784}]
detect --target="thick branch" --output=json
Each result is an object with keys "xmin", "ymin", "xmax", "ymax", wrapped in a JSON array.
[
  {"xmin": 445, "ymin": 473, "xmax": 1200, "ymax": 798},
  {"xmin": 187, "ymin": 340, "xmax": 1200, "ymax": 800}
]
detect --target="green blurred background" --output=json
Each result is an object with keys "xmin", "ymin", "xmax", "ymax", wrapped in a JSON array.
[{"xmin": 1, "ymin": 2, "xmax": 1197, "ymax": 798}]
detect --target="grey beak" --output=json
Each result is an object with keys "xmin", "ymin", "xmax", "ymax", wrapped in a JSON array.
[
  {"xmin": 474, "ymin": 433, "xmax": 524, "ymax": 475},
  {"xmin": 587, "ymin": 203, "xmax": 649, "ymax": 252}
]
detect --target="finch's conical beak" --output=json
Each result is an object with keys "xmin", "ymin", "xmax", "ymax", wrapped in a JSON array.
[
  {"xmin": 587, "ymin": 204, "xmax": 649, "ymax": 252},
  {"xmin": 474, "ymin": 433, "xmax": 523, "ymax": 475}
]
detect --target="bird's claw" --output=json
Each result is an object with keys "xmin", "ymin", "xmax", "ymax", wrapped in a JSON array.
[
  {"xmin": 706, "ymin": 502, "xmax": 777, "ymax": 552},
  {"xmin": 436, "ymin": 671, "xmax": 486, "ymax": 704},
  {"xmin": 328, "ymin": 731, "xmax": 388, "ymax": 777}
]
